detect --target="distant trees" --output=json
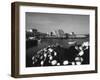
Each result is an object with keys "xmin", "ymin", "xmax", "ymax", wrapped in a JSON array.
[
  {"xmin": 85, "ymin": 34, "xmax": 89, "ymax": 38},
  {"xmin": 26, "ymin": 28, "xmax": 89, "ymax": 39},
  {"xmin": 65, "ymin": 33, "xmax": 69, "ymax": 39},
  {"xmin": 50, "ymin": 32, "xmax": 53, "ymax": 36}
]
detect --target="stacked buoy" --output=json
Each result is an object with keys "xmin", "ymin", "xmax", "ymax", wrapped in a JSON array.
[{"xmin": 32, "ymin": 41, "xmax": 89, "ymax": 66}]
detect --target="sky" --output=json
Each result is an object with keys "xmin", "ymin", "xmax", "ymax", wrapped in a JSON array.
[{"xmin": 26, "ymin": 12, "xmax": 89, "ymax": 34}]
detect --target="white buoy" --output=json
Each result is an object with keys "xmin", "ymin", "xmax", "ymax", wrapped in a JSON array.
[
  {"xmin": 32, "ymin": 56, "xmax": 35, "ymax": 60},
  {"xmin": 43, "ymin": 48, "xmax": 47, "ymax": 52},
  {"xmin": 33, "ymin": 61, "xmax": 35, "ymax": 64},
  {"xmin": 40, "ymin": 56, "xmax": 43, "ymax": 60},
  {"xmin": 57, "ymin": 63, "xmax": 60, "ymax": 66},
  {"xmin": 80, "ymin": 57, "xmax": 83, "ymax": 62},
  {"xmin": 44, "ymin": 53, "xmax": 47, "ymax": 57},
  {"xmin": 75, "ymin": 46, "xmax": 78, "ymax": 50},
  {"xmin": 41, "ymin": 61, "xmax": 44, "ymax": 66},
  {"xmin": 48, "ymin": 48, "xmax": 53, "ymax": 52},
  {"xmin": 72, "ymin": 62, "xmax": 75, "ymax": 65},
  {"xmin": 63, "ymin": 60, "xmax": 69, "ymax": 65},
  {"xmin": 85, "ymin": 46, "xmax": 88, "ymax": 50},
  {"xmin": 75, "ymin": 57, "xmax": 80, "ymax": 61},
  {"xmin": 76, "ymin": 62, "xmax": 81, "ymax": 65},
  {"xmin": 79, "ymin": 51, "xmax": 84, "ymax": 56},
  {"xmin": 79, "ymin": 46, "xmax": 82, "ymax": 51},
  {"xmin": 49, "ymin": 56, "xmax": 53, "ymax": 60},
  {"xmin": 82, "ymin": 41, "xmax": 89, "ymax": 47},
  {"xmin": 54, "ymin": 52, "xmax": 57, "ymax": 56},
  {"xmin": 51, "ymin": 60, "xmax": 57, "ymax": 65}
]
